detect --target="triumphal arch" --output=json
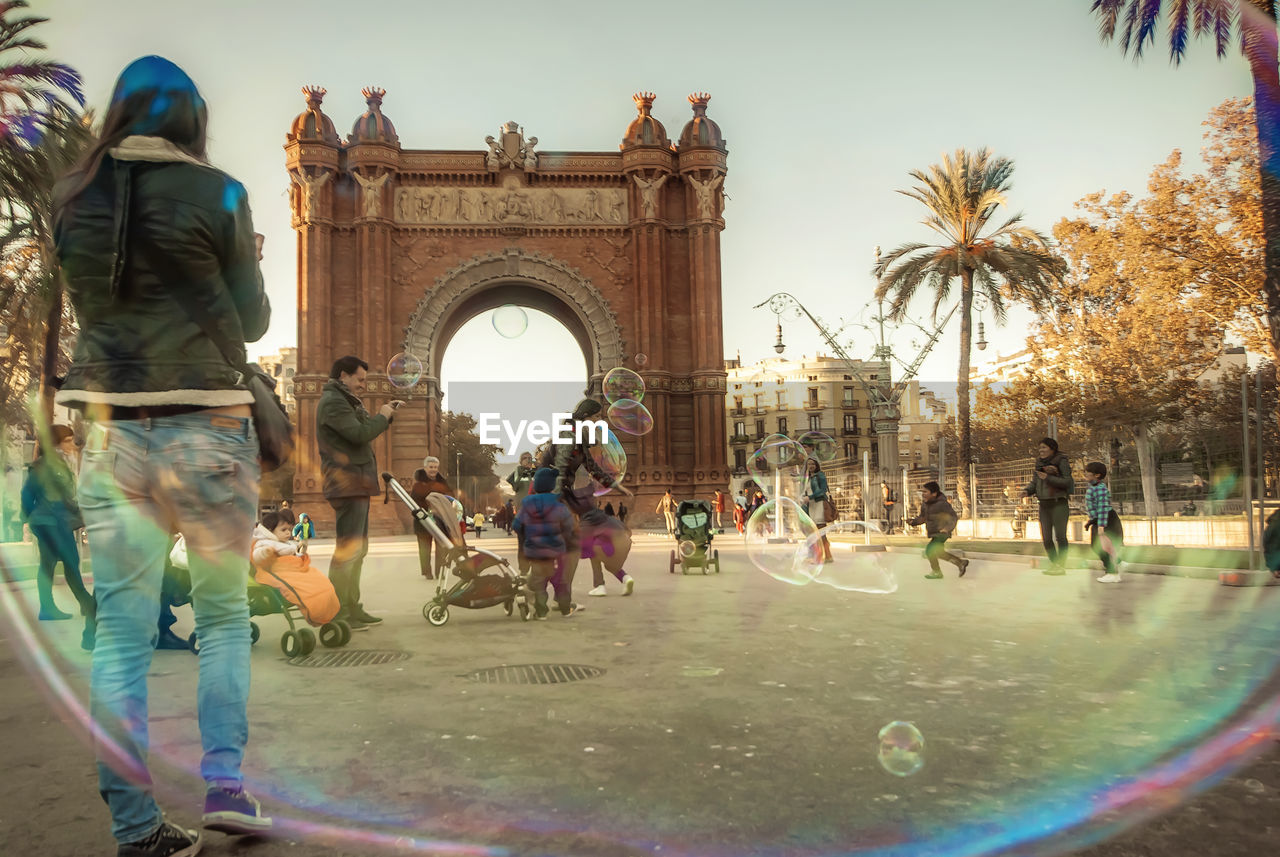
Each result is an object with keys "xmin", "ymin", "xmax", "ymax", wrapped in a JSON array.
[{"xmin": 284, "ymin": 87, "xmax": 730, "ymax": 533}]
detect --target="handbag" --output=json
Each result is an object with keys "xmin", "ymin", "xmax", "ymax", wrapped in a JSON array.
[{"xmin": 823, "ymin": 497, "xmax": 838, "ymax": 521}]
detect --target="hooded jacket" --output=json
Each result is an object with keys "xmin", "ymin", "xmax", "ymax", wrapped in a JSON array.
[
  {"xmin": 1025, "ymin": 452, "xmax": 1074, "ymax": 501},
  {"xmin": 21, "ymin": 454, "xmax": 82, "ymax": 531},
  {"xmin": 53, "ymin": 136, "xmax": 269, "ymax": 408},
  {"xmin": 908, "ymin": 494, "xmax": 958, "ymax": 537},
  {"xmin": 316, "ymin": 379, "xmax": 390, "ymax": 498},
  {"xmin": 514, "ymin": 468, "xmax": 576, "ymax": 558}
]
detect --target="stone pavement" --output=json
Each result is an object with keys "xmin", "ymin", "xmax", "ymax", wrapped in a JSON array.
[{"xmin": 1, "ymin": 533, "xmax": 1278, "ymax": 857}]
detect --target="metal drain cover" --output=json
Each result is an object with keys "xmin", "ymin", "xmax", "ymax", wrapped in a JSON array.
[
  {"xmin": 288, "ymin": 649, "xmax": 411, "ymax": 668},
  {"xmin": 466, "ymin": 664, "xmax": 605, "ymax": 685}
]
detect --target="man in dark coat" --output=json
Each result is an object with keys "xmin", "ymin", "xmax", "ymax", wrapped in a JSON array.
[{"xmin": 317, "ymin": 355, "xmax": 401, "ymax": 626}]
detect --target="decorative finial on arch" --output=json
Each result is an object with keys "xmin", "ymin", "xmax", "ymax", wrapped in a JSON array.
[
  {"xmin": 302, "ymin": 85, "xmax": 326, "ymax": 107},
  {"xmin": 362, "ymin": 86, "xmax": 386, "ymax": 107},
  {"xmin": 633, "ymin": 92, "xmax": 656, "ymax": 114},
  {"xmin": 688, "ymin": 92, "xmax": 711, "ymax": 114}
]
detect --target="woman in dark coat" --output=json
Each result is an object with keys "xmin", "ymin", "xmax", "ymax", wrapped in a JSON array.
[
  {"xmin": 1024, "ymin": 437, "xmax": 1075, "ymax": 574},
  {"xmin": 21, "ymin": 425, "xmax": 93, "ymax": 620}
]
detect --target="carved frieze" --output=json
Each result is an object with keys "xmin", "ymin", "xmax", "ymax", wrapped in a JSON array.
[{"xmin": 394, "ymin": 186, "xmax": 627, "ymax": 226}]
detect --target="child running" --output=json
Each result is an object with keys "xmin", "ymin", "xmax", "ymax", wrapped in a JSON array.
[
  {"xmin": 1084, "ymin": 462, "xmax": 1122, "ymax": 583},
  {"xmin": 907, "ymin": 481, "xmax": 969, "ymax": 580},
  {"xmin": 513, "ymin": 467, "xmax": 582, "ymax": 619}
]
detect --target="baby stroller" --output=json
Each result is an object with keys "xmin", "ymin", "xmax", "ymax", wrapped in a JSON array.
[
  {"xmin": 382, "ymin": 472, "xmax": 527, "ymax": 626},
  {"xmin": 246, "ymin": 570, "xmax": 351, "ymax": 658},
  {"xmin": 669, "ymin": 499, "xmax": 721, "ymax": 575}
]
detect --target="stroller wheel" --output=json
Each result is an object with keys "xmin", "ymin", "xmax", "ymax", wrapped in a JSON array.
[
  {"xmin": 281, "ymin": 630, "xmax": 303, "ymax": 658},
  {"xmin": 519, "ymin": 602, "xmax": 530, "ymax": 621},
  {"xmin": 319, "ymin": 622, "xmax": 346, "ymax": 648},
  {"xmin": 187, "ymin": 632, "xmax": 200, "ymax": 655},
  {"xmin": 298, "ymin": 628, "xmax": 317, "ymax": 656},
  {"xmin": 250, "ymin": 622, "xmax": 261, "ymax": 645},
  {"xmin": 669, "ymin": 550, "xmax": 677, "ymax": 574},
  {"xmin": 425, "ymin": 604, "xmax": 449, "ymax": 627},
  {"xmin": 336, "ymin": 620, "xmax": 352, "ymax": 646},
  {"xmin": 503, "ymin": 599, "xmax": 514, "ymax": 617}
]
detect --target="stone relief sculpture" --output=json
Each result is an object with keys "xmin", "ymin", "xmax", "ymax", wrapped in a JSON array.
[
  {"xmin": 688, "ymin": 173, "xmax": 724, "ymax": 220},
  {"xmin": 393, "ymin": 186, "xmax": 627, "ymax": 226},
  {"xmin": 485, "ymin": 122, "xmax": 539, "ymax": 172},
  {"xmin": 632, "ymin": 173, "xmax": 668, "ymax": 218},
  {"xmin": 294, "ymin": 170, "xmax": 332, "ymax": 220},
  {"xmin": 353, "ymin": 171, "xmax": 390, "ymax": 218}
]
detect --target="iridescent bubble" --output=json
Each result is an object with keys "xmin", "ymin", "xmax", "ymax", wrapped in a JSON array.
[
  {"xmin": 588, "ymin": 434, "xmax": 627, "ymax": 496},
  {"xmin": 492, "ymin": 304, "xmax": 529, "ymax": 338},
  {"xmin": 603, "ymin": 367, "xmax": 645, "ymax": 404},
  {"xmin": 803, "ymin": 522, "xmax": 897, "ymax": 594},
  {"xmin": 678, "ymin": 539, "xmax": 696, "ymax": 558},
  {"xmin": 878, "ymin": 721, "xmax": 925, "ymax": 777},
  {"xmin": 797, "ymin": 430, "xmax": 838, "ymax": 462},
  {"xmin": 386, "ymin": 352, "xmax": 423, "ymax": 389},
  {"xmin": 744, "ymin": 498, "xmax": 820, "ymax": 586},
  {"xmin": 634, "ymin": 352, "xmax": 648, "ymax": 367},
  {"xmin": 607, "ymin": 399, "xmax": 654, "ymax": 436}
]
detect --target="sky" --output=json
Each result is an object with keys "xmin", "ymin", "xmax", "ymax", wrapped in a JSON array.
[{"xmin": 41, "ymin": 0, "xmax": 1253, "ymax": 399}]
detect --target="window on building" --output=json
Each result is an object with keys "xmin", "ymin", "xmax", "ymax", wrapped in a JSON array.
[
  {"xmin": 808, "ymin": 414, "xmax": 821, "ymax": 431},
  {"xmin": 753, "ymin": 394, "xmax": 762, "ymax": 411},
  {"xmin": 844, "ymin": 442, "xmax": 855, "ymax": 459},
  {"xmin": 807, "ymin": 386, "xmax": 819, "ymax": 406},
  {"xmin": 734, "ymin": 421, "xmax": 746, "ymax": 437},
  {"xmin": 808, "ymin": 375, "xmax": 818, "ymax": 381},
  {"xmin": 755, "ymin": 419, "xmax": 765, "ymax": 437},
  {"xmin": 843, "ymin": 414, "xmax": 858, "ymax": 432},
  {"xmin": 734, "ymin": 396, "xmax": 743, "ymax": 412},
  {"xmin": 734, "ymin": 449, "xmax": 747, "ymax": 470},
  {"xmin": 842, "ymin": 386, "xmax": 854, "ymax": 406},
  {"xmin": 734, "ymin": 384, "xmax": 741, "ymax": 390},
  {"xmin": 775, "ymin": 390, "xmax": 786, "ymax": 408},
  {"xmin": 777, "ymin": 416, "xmax": 788, "ymax": 434},
  {"xmin": 843, "ymin": 374, "xmax": 852, "ymax": 380}
]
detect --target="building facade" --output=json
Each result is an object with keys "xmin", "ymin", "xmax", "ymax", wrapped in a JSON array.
[{"xmin": 255, "ymin": 346, "xmax": 298, "ymax": 417}]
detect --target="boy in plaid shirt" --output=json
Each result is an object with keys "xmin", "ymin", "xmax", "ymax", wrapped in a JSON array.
[{"xmin": 1084, "ymin": 462, "xmax": 1122, "ymax": 583}]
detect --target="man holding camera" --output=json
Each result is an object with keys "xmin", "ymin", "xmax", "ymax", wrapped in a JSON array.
[{"xmin": 317, "ymin": 356, "xmax": 403, "ymax": 627}]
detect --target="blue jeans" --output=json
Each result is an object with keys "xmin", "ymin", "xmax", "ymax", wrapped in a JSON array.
[{"xmin": 78, "ymin": 414, "xmax": 259, "ymax": 844}]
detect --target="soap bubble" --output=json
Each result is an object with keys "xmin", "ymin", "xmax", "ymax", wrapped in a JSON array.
[
  {"xmin": 678, "ymin": 539, "xmax": 696, "ymax": 558},
  {"xmin": 386, "ymin": 352, "xmax": 423, "ymax": 389},
  {"xmin": 747, "ymin": 439, "xmax": 807, "ymax": 500},
  {"xmin": 797, "ymin": 430, "xmax": 838, "ymax": 462},
  {"xmin": 755, "ymin": 436, "xmax": 806, "ymax": 468},
  {"xmin": 878, "ymin": 721, "xmax": 925, "ymax": 777},
  {"xmin": 492, "ymin": 305, "xmax": 529, "ymax": 338},
  {"xmin": 803, "ymin": 522, "xmax": 897, "ymax": 594},
  {"xmin": 744, "ymin": 498, "xmax": 820, "ymax": 586},
  {"xmin": 634, "ymin": 352, "xmax": 648, "ymax": 367},
  {"xmin": 603, "ymin": 367, "xmax": 645, "ymax": 403},
  {"xmin": 607, "ymin": 399, "xmax": 654, "ymax": 436},
  {"xmin": 588, "ymin": 434, "xmax": 627, "ymax": 496}
]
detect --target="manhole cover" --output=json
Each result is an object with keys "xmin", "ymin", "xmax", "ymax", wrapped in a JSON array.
[
  {"xmin": 466, "ymin": 664, "xmax": 605, "ymax": 685},
  {"xmin": 288, "ymin": 649, "xmax": 411, "ymax": 668}
]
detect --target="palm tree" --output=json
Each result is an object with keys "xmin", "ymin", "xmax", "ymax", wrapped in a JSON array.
[
  {"xmin": 1090, "ymin": 1, "xmax": 1280, "ymax": 388},
  {"xmin": 873, "ymin": 148, "xmax": 1065, "ymax": 516},
  {"xmin": 0, "ymin": 1, "xmax": 86, "ymax": 423}
]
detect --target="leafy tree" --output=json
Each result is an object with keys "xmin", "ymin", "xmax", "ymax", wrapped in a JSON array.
[
  {"xmin": 441, "ymin": 411, "xmax": 500, "ymax": 505},
  {"xmin": 0, "ymin": 1, "xmax": 88, "ymax": 424},
  {"xmin": 1090, "ymin": 1, "xmax": 1280, "ymax": 384},
  {"xmin": 873, "ymin": 148, "xmax": 1066, "ymax": 516}
]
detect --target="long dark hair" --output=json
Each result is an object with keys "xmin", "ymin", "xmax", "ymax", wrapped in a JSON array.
[{"xmin": 53, "ymin": 56, "xmax": 208, "ymax": 218}]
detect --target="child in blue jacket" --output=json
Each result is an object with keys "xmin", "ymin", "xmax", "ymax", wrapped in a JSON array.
[{"xmin": 514, "ymin": 467, "xmax": 581, "ymax": 618}]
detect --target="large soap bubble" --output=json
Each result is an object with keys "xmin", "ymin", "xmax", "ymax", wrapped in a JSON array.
[
  {"xmin": 744, "ymin": 497, "xmax": 820, "ymax": 586},
  {"xmin": 603, "ymin": 367, "xmax": 645, "ymax": 404},
  {"xmin": 607, "ymin": 399, "xmax": 653, "ymax": 436},
  {"xmin": 796, "ymin": 429, "xmax": 837, "ymax": 462},
  {"xmin": 492, "ymin": 304, "xmax": 529, "ymax": 338},
  {"xmin": 803, "ymin": 521, "xmax": 898, "ymax": 594},
  {"xmin": 588, "ymin": 434, "xmax": 627, "ymax": 496}
]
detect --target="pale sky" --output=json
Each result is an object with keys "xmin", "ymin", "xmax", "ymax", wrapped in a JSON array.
[{"xmin": 44, "ymin": 0, "xmax": 1252, "ymax": 395}]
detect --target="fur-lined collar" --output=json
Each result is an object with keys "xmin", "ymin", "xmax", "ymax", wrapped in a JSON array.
[{"xmin": 108, "ymin": 135, "xmax": 205, "ymax": 166}]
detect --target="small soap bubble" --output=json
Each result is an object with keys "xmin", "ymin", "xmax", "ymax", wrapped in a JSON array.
[
  {"xmin": 492, "ymin": 304, "xmax": 529, "ymax": 338},
  {"xmin": 607, "ymin": 399, "xmax": 654, "ymax": 436},
  {"xmin": 603, "ymin": 367, "xmax": 646, "ymax": 403},
  {"xmin": 634, "ymin": 352, "xmax": 648, "ymax": 367},
  {"xmin": 386, "ymin": 352, "xmax": 423, "ymax": 389},
  {"xmin": 878, "ymin": 721, "xmax": 925, "ymax": 777},
  {"xmin": 744, "ymin": 498, "xmax": 820, "ymax": 585}
]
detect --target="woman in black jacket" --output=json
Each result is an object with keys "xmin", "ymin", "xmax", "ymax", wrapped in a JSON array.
[
  {"xmin": 20, "ymin": 425, "xmax": 92, "ymax": 621},
  {"xmin": 52, "ymin": 56, "xmax": 272, "ymax": 853},
  {"xmin": 1024, "ymin": 437, "xmax": 1075, "ymax": 574}
]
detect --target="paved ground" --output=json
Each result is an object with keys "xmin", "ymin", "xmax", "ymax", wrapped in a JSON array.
[{"xmin": 2, "ymin": 532, "xmax": 1278, "ymax": 857}]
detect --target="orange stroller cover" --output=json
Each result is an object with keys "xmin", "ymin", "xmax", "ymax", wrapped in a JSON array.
[{"xmin": 253, "ymin": 550, "xmax": 341, "ymax": 626}]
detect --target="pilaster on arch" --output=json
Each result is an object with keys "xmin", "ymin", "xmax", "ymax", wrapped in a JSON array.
[{"xmin": 401, "ymin": 248, "xmax": 626, "ymax": 381}]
